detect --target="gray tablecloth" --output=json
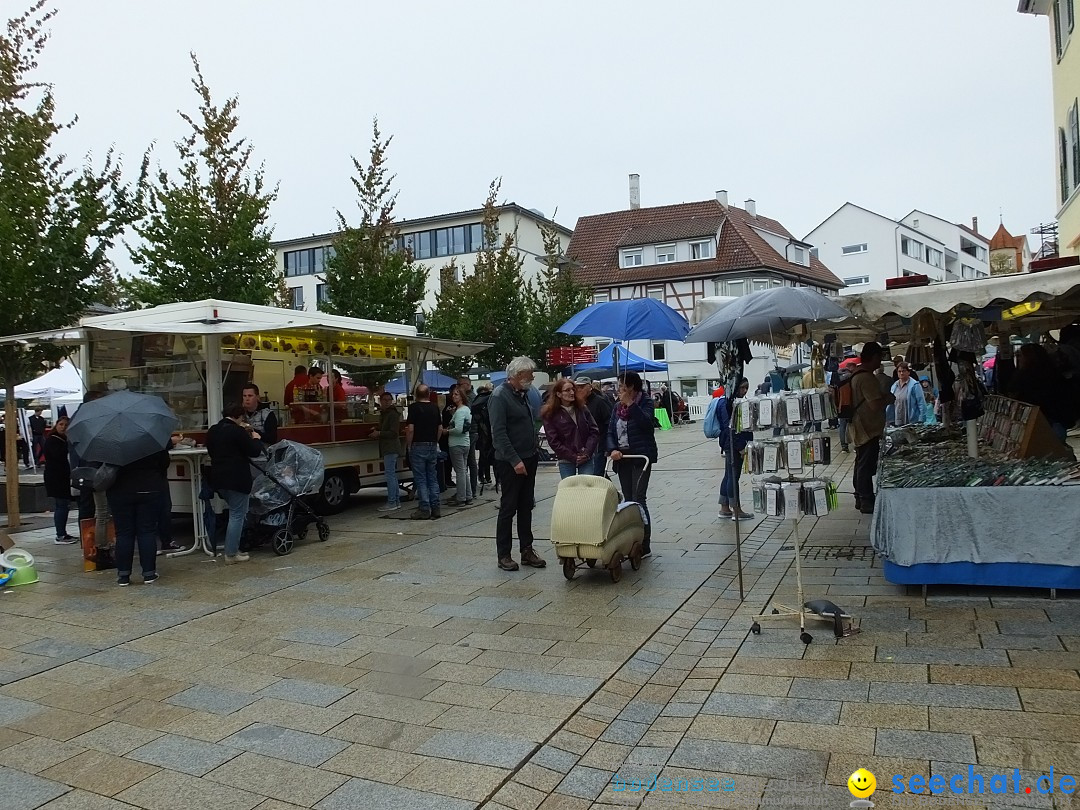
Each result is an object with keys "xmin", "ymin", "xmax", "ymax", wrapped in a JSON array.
[{"xmin": 871, "ymin": 486, "xmax": 1080, "ymax": 567}]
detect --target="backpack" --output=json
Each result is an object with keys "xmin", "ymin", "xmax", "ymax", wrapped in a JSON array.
[
  {"xmin": 831, "ymin": 368, "xmax": 866, "ymax": 420},
  {"xmin": 703, "ymin": 397, "xmax": 726, "ymax": 439}
]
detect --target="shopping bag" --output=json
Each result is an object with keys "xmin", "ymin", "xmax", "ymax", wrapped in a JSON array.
[
  {"xmin": 656, "ymin": 408, "xmax": 672, "ymax": 431},
  {"xmin": 79, "ymin": 517, "xmax": 116, "ymax": 562}
]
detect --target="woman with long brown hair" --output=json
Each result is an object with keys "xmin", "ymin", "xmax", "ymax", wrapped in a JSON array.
[{"xmin": 541, "ymin": 378, "xmax": 598, "ymax": 479}]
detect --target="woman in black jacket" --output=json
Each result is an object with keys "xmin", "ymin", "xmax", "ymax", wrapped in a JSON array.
[
  {"xmin": 206, "ymin": 401, "xmax": 266, "ymax": 564},
  {"xmin": 607, "ymin": 371, "xmax": 659, "ymax": 557},
  {"xmin": 43, "ymin": 416, "xmax": 77, "ymax": 544}
]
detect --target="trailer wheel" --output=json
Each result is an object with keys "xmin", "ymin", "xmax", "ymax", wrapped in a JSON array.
[
  {"xmin": 562, "ymin": 557, "xmax": 576, "ymax": 581},
  {"xmin": 585, "ymin": 558, "xmax": 597, "ymax": 568},
  {"xmin": 272, "ymin": 529, "xmax": 293, "ymax": 556},
  {"xmin": 608, "ymin": 553, "xmax": 623, "ymax": 583},
  {"xmin": 317, "ymin": 522, "xmax": 330, "ymax": 542},
  {"xmin": 316, "ymin": 471, "xmax": 349, "ymax": 514}
]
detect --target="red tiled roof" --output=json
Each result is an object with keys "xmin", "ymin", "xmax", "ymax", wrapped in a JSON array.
[
  {"xmin": 989, "ymin": 223, "xmax": 1014, "ymax": 250},
  {"xmin": 567, "ymin": 199, "xmax": 842, "ymax": 290}
]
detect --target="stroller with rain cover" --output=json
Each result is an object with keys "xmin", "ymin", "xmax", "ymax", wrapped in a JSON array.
[{"xmin": 244, "ymin": 440, "xmax": 330, "ymax": 555}]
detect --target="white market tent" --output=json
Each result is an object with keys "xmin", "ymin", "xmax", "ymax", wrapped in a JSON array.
[{"xmin": 9, "ymin": 360, "xmax": 84, "ymax": 402}]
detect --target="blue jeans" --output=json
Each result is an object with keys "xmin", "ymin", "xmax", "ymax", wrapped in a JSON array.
[
  {"xmin": 591, "ymin": 450, "xmax": 608, "ymax": 476},
  {"xmin": 719, "ymin": 450, "xmax": 741, "ymax": 508},
  {"xmin": 107, "ymin": 490, "xmax": 163, "ymax": 577},
  {"xmin": 383, "ymin": 452, "xmax": 400, "ymax": 505},
  {"xmin": 558, "ymin": 460, "xmax": 592, "ymax": 479},
  {"xmin": 52, "ymin": 497, "xmax": 71, "ymax": 539},
  {"xmin": 410, "ymin": 443, "xmax": 439, "ymax": 513},
  {"xmin": 219, "ymin": 489, "xmax": 250, "ymax": 557}
]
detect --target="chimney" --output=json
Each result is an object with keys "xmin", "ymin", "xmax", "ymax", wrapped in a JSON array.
[
  {"xmin": 972, "ymin": 216, "xmax": 979, "ymax": 234},
  {"xmin": 745, "ymin": 199, "xmax": 757, "ymax": 217},
  {"xmin": 629, "ymin": 174, "xmax": 640, "ymax": 210},
  {"xmin": 716, "ymin": 189, "xmax": 728, "ymax": 207}
]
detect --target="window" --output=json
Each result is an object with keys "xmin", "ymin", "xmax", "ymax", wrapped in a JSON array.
[
  {"xmin": 841, "ymin": 243, "xmax": 868, "ymax": 255},
  {"xmin": 289, "ymin": 287, "xmax": 304, "ymax": 310},
  {"xmin": 592, "ymin": 290, "xmax": 610, "ymax": 304},
  {"xmin": 415, "ymin": 231, "xmax": 432, "ymax": 259},
  {"xmin": 925, "ymin": 247, "xmax": 943, "ymax": 269},
  {"xmin": 469, "ymin": 223, "xmax": 483, "ymax": 252},
  {"xmin": 316, "ymin": 283, "xmax": 329, "ymax": 305},
  {"xmin": 1053, "ymin": 0, "xmax": 1073, "ymax": 59},
  {"xmin": 596, "ymin": 339, "xmax": 611, "ymax": 352},
  {"xmin": 622, "ymin": 249, "xmax": 643, "ymax": 268},
  {"xmin": 788, "ymin": 245, "xmax": 807, "ymax": 265},
  {"xmin": 724, "ymin": 279, "xmax": 746, "ymax": 297},
  {"xmin": 962, "ymin": 265, "xmax": 977, "ymax": 279},
  {"xmin": 651, "ymin": 341, "xmax": 666, "ymax": 361},
  {"xmin": 450, "ymin": 226, "xmax": 467, "ymax": 255},
  {"xmin": 912, "ymin": 219, "xmax": 920, "ymax": 229},
  {"xmin": 680, "ymin": 379, "xmax": 699, "ymax": 398},
  {"xmin": 772, "ymin": 278, "xmax": 783, "ymax": 287},
  {"xmin": 656, "ymin": 244, "xmax": 676, "ymax": 264},
  {"xmin": 646, "ymin": 285, "xmax": 664, "ymax": 301},
  {"xmin": 843, "ymin": 276, "xmax": 870, "ymax": 286},
  {"xmin": 1071, "ymin": 99, "xmax": 1080, "ymax": 191},
  {"xmin": 901, "ymin": 235, "xmax": 923, "ymax": 260},
  {"xmin": 752, "ymin": 279, "xmax": 770, "ymax": 292},
  {"xmin": 435, "ymin": 228, "xmax": 450, "ymax": 257},
  {"xmin": 690, "ymin": 239, "xmax": 714, "ymax": 260},
  {"xmin": 1061, "ymin": 126, "xmax": 1071, "ymax": 204}
]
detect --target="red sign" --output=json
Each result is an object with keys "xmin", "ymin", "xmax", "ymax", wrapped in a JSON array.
[{"xmin": 545, "ymin": 346, "xmax": 598, "ymax": 366}]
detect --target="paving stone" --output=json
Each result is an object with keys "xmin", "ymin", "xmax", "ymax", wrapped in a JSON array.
[
  {"xmin": 974, "ymin": 735, "xmax": 1080, "ymax": 773},
  {"xmin": 0, "ymin": 764, "xmax": 70, "ymax": 810},
  {"xmin": 839, "ymin": 702, "xmax": 928, "ymax": 731},
  {"xmin": 127, "ymin": 733, "xmax": 239, "ymax": 776},
  {"xmin": 714, "ymin": 673, "xmax": 792, "ymax": 696},
  {"xmin": 685, "ymin": 715, "xmax": 776, "ymax": 745},
  {"xmin": 670, "ymin": 738, "xmax": 828, "ymax": 781},
  {"xmin": 41, "ymin": 749, "xmax": 159, "ymax": 797},
  {"xmin": 700, "ymin": 692, "xmax": 841, "ymax": 724},
  {"xmin": 37, "ymin": 789, "xmax": 139, "ymax": 810},
  {"xmin": 598, "ymin": 720, "xmax": 648, "ymax": 746},
  {"xmin": 277, "ymin": 628, "xmax": 357, "ymax": 647},
  {"xmin": 414, "ymin": 729, "xmax": 536, "ymax": 768},
  {"xmin": 220, "ymin": 722, "xmax": 348, "ymax": 767},
  {"xmin": 206, "ymin": 751, "xmax": 347, "ymax": 806},
  {"xmin": 68, "ymin": 722, "xmax": 163, "ymax": 756},
  {"xmin": 787, "ymin": 677, "xmax": 870, "ymax": 701},
  {"xmin": 315, "ymin": 777, "xmax": 474, "ymax": 810},
  {"xmin": 256, "ymin": 678, "xmax": 352, "ymax": 707},
  {"xmin": 876, "ymin": 729, "xmax": 977, "ymax": 763},
  {"xmin": 1017, "ymin": 687, "xmax": 1080, "ymax": 715},
  {"xmin": 869, "ymin": 682, "xmax": 1021, "ymax": 711},
  {"xmin": 556, "ymin": 764, "xmax": 614, "ymax": 800},
  {"xmin": 81, "ymin": 649, "xmax": 160, "ymax": 671},
  {"xmin": 398, "ymin": 758, "xmax": 509, "ymax": 802},
  {"xmin": 0, "ymin": 736, "xmax": 84, "ymax": 773},
  {"xmin": 166, "ymin": 685, "xmax": 260, "ymax": 716},
  {"xmin": 485, "ymin": 670, "xmax": 602, "ymax": 698},
  {"xmin": 115, "ymin": 768, "xmax": 263, "ymax": 810},
  {"xmin": 0, "ymin": 694, "xmax": 44, "ymax": 725},
  {"xmin": 930, "ymin": 707, "xmax": 1080, "ymax": 743},
  {"xmin": 325, "ymin": 716, "xmax": 437, "ymax": 752},
  {"xmin": 320, "ymin": 742, "xmax": 425, "ymax": 782},
  {"xmin": 876, "ymin": 647, "xmax": 1011, "ymax": 666},
  {"xmin": 979, "ymin": 635, "xmax": 1064, "ymax": 651},
  {"xmin": 11, "ymin": 708, "xmax": 106, "ymax": 742},
  {"xmin": 769, "ymin": 721, "xmax": 876, "ymax": 755},
  {"xmin": 928, "ymin": 665, "xmax": 1080, "ymax": 690},
  {"xmin": 531, "ymin": 745, "xmax": 580, "ymax": 774},
  {"xmin": 16, "ymin": 639, "xmax": 101, "ymax": 661}
]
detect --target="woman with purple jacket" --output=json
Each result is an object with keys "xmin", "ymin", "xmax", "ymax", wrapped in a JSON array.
[{"xmin": 540, "ymin": 378, "xmax": 599, "ymax": 479}]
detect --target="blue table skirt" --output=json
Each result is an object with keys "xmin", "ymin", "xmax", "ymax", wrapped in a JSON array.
[{"xmin": 883, "ymin": 560, "xmax": 1080, "ymax": 589}]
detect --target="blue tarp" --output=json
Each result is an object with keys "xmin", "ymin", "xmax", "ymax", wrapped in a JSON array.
[
  {"xmin": 385, "ymin": 370, "xmax": 457, "ymax": 395},
  {"xmin": 573, "ymin": 343, "xmax": 667, "ymax": 378}
]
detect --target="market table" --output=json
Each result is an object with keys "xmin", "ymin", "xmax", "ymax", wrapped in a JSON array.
[{"xmin": 167, "ymin": 447, "xmax": 217, "ymax": 558}]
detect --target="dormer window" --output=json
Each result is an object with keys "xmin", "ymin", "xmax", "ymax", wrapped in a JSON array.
[
  {"xmin": 621, "ymin": 249, "xmax": 643, "ymax": 268},
  {"xmin": 656, "ymin": 244, "xmax": 676, "ymax": 264},
  {"xmin": 690, "ymin": 239, "xmax": 714, "ymax": 260},
  {"xmin": 787, "ymin": 244, "xmax": 808, "ymax": 266}
]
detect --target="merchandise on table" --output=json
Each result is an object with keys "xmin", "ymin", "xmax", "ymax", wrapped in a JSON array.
[
  {"xmin": 734, "ymin": 389, "xmax": 837, "ymax": 433},
  {"xmin": 751, "ymin": 476, "xmax": 839, "ymax": 517},
  {"xmin": 879, "ymin": 438, "xmax": 1080, "ymax": 488}
]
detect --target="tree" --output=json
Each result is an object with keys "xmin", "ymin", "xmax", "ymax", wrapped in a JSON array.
[
  {"xmin": 0, "ymin": 1, "xmax": 138, "ymax": 526},
  {"xmin": 523, "ymin": 214, "xmax": 592, "ymax": 375},
  {"xmin": 990, "ymin": 252, "xmax": 1016, "ymax": 276},
  {"xmin": 321, "ymin": 119, "xmax": 426, "ymax": 326},
  {"xmin": 427, "ymin": 180, "xmax": 530, "ymax": 375},
  {"xmin": 123, "ymin": 53, "xmax": 278, "ymax": 307}
]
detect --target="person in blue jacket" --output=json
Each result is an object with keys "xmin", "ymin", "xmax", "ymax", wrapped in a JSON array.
[
  {"xmin": 607, "ymin": 371, "xmax": 658, "ymax": 557},
  {"xmin": 717, "ymin": 378, "xmax": 754, "ymax": 520},
  {"xmin": 889, "ymin": 362, "xmax": 924, "ymax": 426}
]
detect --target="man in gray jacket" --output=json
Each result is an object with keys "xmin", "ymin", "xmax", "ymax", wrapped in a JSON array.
[{"xmin": 488, "ymin": 356, "xmax": 547, "ymax": 571}]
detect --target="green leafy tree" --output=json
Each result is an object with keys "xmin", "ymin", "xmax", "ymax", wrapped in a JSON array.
[
  {"xmin": 524, "ymin": 214, "xmax": 592, "ymax": 375},
  {"xmin": 123, "ymin": 53, "xmax": 278, "ymax": 307},
  {"xmin": 322, "ymin": 118, "xmax": 426, "ymax": 326},
  {"xmin": 427, "ymin": 180, "xmax": 530, "ymax": 376},
  {"xmin": 0, "ymin": 1, "xmax": 138, "ymax": 525}
]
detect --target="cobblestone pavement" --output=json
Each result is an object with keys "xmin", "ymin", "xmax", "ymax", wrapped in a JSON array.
[{"xmin": 1, "ymin": 429, "xmax": 1077, "ymax": 810}]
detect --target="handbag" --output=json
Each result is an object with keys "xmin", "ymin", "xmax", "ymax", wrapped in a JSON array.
[{"xmin": 71, "ymin": 466, "xmax": 97, "ymax": 491}]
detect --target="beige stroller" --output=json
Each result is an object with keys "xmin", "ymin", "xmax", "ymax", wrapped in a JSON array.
[{"xmin": 550, "ymin": 456, "xmax": 648, "ymax": 583}]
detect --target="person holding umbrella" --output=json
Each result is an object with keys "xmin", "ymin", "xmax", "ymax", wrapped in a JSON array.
[{"xmin": 206, "ymin": 401, "xmax": 267, "ymax": 564}]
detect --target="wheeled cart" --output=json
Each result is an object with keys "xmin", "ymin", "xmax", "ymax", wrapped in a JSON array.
[{"xmin": 549, "ymin": 456, "xmax": 648, "ymax": 583}]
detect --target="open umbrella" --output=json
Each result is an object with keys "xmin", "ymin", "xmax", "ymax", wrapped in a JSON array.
[
  {"xmin": 559, "ymin": 298, "xmax": 691, "ymax": 342},
  {"xmin": 684, "ymin": 286, "xmax": 850, "ymax": 345},
  {"xmin": 67, "ymin": 391, "xmax": 179, "ymax": 466},
  {"xmin": 574, "ymin": 343, "xmax": 667, "ymax": 378}
]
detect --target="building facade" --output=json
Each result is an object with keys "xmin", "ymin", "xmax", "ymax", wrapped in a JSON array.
[
  {"xmin": 806, "ymin": 203, "xmax": 990, "ymax": 296},
  {"xmin": 989, "ymin": 221, "xmax": 1033, "ymax": 274},
  {"xmin": 272, "ymin": 205, "xmax": 572, "ymax": 315},
  {"xmin": 1019, "ymin": 0, "xmax": 1080, "ymax": 257},
  {"xmin": 567, "ymin": 190, "xmax": 842, "ymax": 398}
]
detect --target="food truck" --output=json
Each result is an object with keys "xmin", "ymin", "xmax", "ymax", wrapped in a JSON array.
[{"xmin": 6, "ymin": 300, "xmax": 487, "ymax": 528}]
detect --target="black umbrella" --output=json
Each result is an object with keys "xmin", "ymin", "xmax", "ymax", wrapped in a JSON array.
[
  {"xmin": 68, "ymin": 390, "xmax": 179, "ymax": 465},
  {"xmin": 685, "ymin": 286, "xmax": 850, "ymax": 344}
]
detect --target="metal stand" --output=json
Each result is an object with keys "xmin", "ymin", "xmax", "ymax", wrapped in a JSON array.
[{"xmin": 751, "ymin": 516, "xmax": 813, "ymax": 643}]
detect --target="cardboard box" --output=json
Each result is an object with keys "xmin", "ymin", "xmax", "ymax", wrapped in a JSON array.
[{"xmin": 0, "ymin": 529, "xmax": 13, "ymax": 553}]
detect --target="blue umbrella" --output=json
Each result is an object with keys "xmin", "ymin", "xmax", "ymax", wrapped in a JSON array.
[
  {"xmin": 575, "ymin": 344, "xmax": 667, "ymax": 378},
  {"xmin": 67, "ymin": 391, "xmax": 179, "ymax": 466},
  {"xmin": 558, "ymin": 298, "xmax": 690, "ymax": 342},
  {"xmin": 385, "ymin": 370, "xmax": 457, "ymax": 395}
]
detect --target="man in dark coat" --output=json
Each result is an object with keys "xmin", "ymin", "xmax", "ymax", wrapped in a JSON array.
[{"xmin": 574, "ymin": 375, "xmax": 614, "ymax": 476}]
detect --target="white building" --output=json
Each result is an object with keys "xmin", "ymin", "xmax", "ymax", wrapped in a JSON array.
[
  {"xmin": 273, "ymin": 204, "xmax": 572, "ymax": 315},
  {"xmin": 567, "ymin": 186, "xmax": 842, "ymax": 398},
  {"xmin": 805, "ymin": 203, "xmax": 991, "ymax": 295}
]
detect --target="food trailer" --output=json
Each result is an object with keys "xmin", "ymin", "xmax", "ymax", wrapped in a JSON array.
[{"xmin": 5, "ymin": 300, "xmax": 487, "ymax": 548}]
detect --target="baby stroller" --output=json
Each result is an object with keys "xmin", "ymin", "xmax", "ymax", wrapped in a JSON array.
[
  {"xmin": 550, "ymin": 456, "xmax": 647, "ymax": 583},
  {"xmin": 245, "ymin": 440, "xmax": 330, "ymax": 556}
]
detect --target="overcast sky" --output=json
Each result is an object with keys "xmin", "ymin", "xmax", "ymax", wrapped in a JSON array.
[{"xmin": 20, "ymin": 0, "xmax": 1057, "ymax": 253}]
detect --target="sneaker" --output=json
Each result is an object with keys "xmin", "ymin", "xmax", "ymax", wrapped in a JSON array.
[
  {"xmin": 445, "ymin": 499, "xmax": 468, "ymax": 507},
  {"xmin": 143, "ymin": 572, "xmax": 159, "ymax": 584},
  {"xmin": 429, "ymin": 510, "xmax": 441, "ymax": 519},
  {"xmin": 117, "ymin": 574, "xmax": 131, "ymax": 586},
  {"xmin": 498, "ymin": 556, "xmax": 519, "ymax": 571},
  {"xmin": 54, "ymin": 535, "xmax": 78, "ymax": 545},
  {"xmin": 377, "ymin": 503, "xmax": 402, "ymax": 512},
  {"xmin": 841, "ymin": 445, "xmax": 850, "ymax": 453},
  {"xmin": 409, "ymin": 509, "xmax": 431, "ymax": 520},
  {"xmin": 520, "ymin": 547, "xmax": 547, "ymax": 568},
  {"xmin": 223, "ymin": 553, "xmax": 250, "ymax": 564},
  {"xmin": 732, "ymin": 512, "xmax": 755, "ymax": 521},
  {"xmin": 718, "ymin": 510, "xmax": 733, "ymax": 519}
]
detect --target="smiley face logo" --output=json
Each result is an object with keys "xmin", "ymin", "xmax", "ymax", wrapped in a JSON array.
[{"xmin": 848, "ymin": 768, "xmax": 876, "ymax": 798}]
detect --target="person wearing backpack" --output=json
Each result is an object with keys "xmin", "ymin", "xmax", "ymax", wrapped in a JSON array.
[
  {"xmin": 709, "ymin": 379, "xmax": 754, "ymax": 520},
  {"xmin": 849, "ymin": 342, "xmax": 894, "ymax": 514}
]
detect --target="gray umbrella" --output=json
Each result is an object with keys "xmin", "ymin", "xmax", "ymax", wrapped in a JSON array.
[
  {"xmin": 685, "ymin": 286, "xmax": 851, "ymax": 344},
  {"xmin": 68, "ymin": 390, "xmax": 179, "ymax": 465}
]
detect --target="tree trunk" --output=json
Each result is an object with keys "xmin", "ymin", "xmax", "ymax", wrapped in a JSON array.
[{"xmin": 5, "ymin": 388, "xmax": 20, "ymax": 528}]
